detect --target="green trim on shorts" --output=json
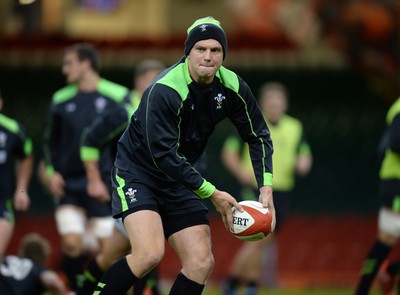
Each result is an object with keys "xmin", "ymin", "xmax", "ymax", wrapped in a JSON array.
[
  {"xmin": 193, "ymin": 179, "xmax": 216, "ymax": 199},
  {"xmin": 115, "ymin": 171, "xmax": 129, "ymax": 212}
]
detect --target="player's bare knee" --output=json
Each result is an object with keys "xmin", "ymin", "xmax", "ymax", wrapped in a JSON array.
[
  {"xmin": 188, "ymin": 253, "xmax": 214, "ymax": 276},
  {"xmin": 202, "ymin": 254, "xmax": 215, "ymax": 273},
  {"xmin": 127, "ymin": 250, "xmax": 163, "ymax": 277},
  {"xmin": 141, "ymin": 251, "xmax": 164, "ymax": 270}
]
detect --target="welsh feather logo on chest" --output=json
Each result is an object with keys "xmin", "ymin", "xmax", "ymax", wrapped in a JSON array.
[
  {"xmin": 214, "ymin": 93, "xmax": 226, "ymax": 110},
  {"xmin": 94, "ymin": 97, "xmax": 108, "ymax": 112},
  {"xmin": 0, "ymin": 131, "xmax": 7, "ymax": 148}
]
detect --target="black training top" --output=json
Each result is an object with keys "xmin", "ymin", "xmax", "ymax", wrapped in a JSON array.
[
  {"xmin": 80, "ymin": 102, "xmax": 135, "ymax": 187},
  {"xmin": 43, "ymin": 79, "xmax": 129, "ymax": 192},
  {"xmin": 115, "ymin": 57, "xmax": 273, "ymax": 199},
  {"xmin": 0, "ymin": 256, "xmax": 46, "ymax": 295},
  {"xmin": 0, "ymin": 113, "xmax": 32, "ymax": 200}
]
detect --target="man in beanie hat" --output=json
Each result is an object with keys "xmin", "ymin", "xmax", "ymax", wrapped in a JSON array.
[
  {"xmin": 184, "ymin": 16, "xmax": 228, "ymax": 59},
  {"xmin": 94, "ymin": 16, "xmax": 275, "ymax": 295}
]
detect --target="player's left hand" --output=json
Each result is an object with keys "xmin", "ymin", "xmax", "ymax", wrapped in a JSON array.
[
  {"xmin": 14, "ymin": 190, "xmax": 30, "ymax": 211},
  {"xmin": 210, "ymin": 189, "xmax": 243, "ymax": 232},
  {"xmin": 259, "ymin": 185, "xmax": 276, "ymax": 232}
]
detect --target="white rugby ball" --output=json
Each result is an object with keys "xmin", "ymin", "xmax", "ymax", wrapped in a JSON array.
[{"xmin": 232, "ymin": 200, "xmax": 273, "ymax": 241}]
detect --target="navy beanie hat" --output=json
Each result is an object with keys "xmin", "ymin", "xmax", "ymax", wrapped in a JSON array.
[{"xmin": 184, "ymin": 16, "xmax": 228, "ymax": 60}]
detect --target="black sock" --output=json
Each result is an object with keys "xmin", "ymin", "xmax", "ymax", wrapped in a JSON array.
[
  {"xmin": 225, "ymin": 276, "xmax": 240, "ymax": 289},
  {"xmin": 387, "ymin": 261, "xmax": 400, "ymax": 275},
  {"xmin": 245, "ymin": 281, "xmax": 257, "ymax": 295},
  {"xmin": 355, "ymin": 240, "xmax": 391, "ymax": 295},
  {"xmin": 246, "ymin": 281, "xmax": 257, "ymax": 287},
  {"xmin": 76, "ymin": 258, "xmax": 104, "ymax": 295},
  {"xmin": 62, "ymin": 253, "xmax": 89, "ymax": 291},
  {"xmin": 149, "ymin": 267, "xmax": 161, "ymax": 295},
  {"xmin": 133, "ymin": 268, "xmax": 160, "ymax": 295},
  {"xmin": 94, "ymin": 257, "xmax": 138, "ymax": 295},
  {"xmin": 169, "ymin": 272, "xmax": 204, "ymax": 295},
  {"xmin": 133, "ymin": 272, "xmax": 148, "ymax": 295}
]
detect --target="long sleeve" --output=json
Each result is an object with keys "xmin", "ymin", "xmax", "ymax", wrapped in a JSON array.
[
  {"xmin": 228, "ymin": 78, "xmax": 273, "ymax": 188},
  {"xmin": 80, "ymin": 105, "xmax": 131, "ymax": 161},
  {"xmin": 42, "ymin": 105, "xmax": 60, "ymax": 176},
  {"xmin": 142, "ymin": 85, "xmax": 215, "ymax": 198}
]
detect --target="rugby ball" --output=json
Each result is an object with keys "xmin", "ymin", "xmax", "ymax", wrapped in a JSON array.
[{"xmin": 232, "ymin": 200, "xmax": 273, "ymax": 241}]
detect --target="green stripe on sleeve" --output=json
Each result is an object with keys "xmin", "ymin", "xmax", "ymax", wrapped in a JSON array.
[
  {"xmin": 24, "ymin": 138, "xmax": 33, "ymax": 156},
  {"xmin": 223, "ymin": 135, "xmax": 241, "ymax": 152},
  {"xmin": 80, "ymin": 146, "xmax": 100, "ymax": 161},
  {"xmin": 0, "ymin": 114, "xmax": 19, "ymax": 133},
  {"xmin": 46, "ymin": 165, "xmax": 55, "ymax": 177},
  {"xmin": 263, "ymin": 172, "xmax": 273, "ymax": 186},
  {"xmin": 299, "ymin": 142, "xmax": 311, "ymax": 155},
  {"xmin": 193, "ymin": 179, "xmax": 216, "ymax": 199}
]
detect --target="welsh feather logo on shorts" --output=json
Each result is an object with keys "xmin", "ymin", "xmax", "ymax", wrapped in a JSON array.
[{"xmin": 125, "ymin": 188, "xmax": 138, "ymax": 203}]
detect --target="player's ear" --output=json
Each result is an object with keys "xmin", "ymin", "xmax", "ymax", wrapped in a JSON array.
[{"xmin": 81, "ymin": 58, "xmax": 92, "ymax": 71}]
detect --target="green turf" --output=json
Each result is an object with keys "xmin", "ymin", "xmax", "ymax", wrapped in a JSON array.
[{"xmin": 201, "ymin": 287, "xmax": 380, "ymax": 295}]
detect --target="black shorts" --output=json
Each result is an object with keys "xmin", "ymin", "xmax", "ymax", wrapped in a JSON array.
[
  {"xmin": 112, "ymin": 169, "xmax": 209, "ymax": 239},
  {"xmin": 57, "ymin": 189, "xmax": 112, "ymax": 218},
  {"xmin": 0, "ymin": 198, "xmax": 14, "ymax": 224},
  {"xmin": 272, "ymin": 191, "xmax": 290, "ymax": 232},
  {"xmin": 380, "ymin": 179, "xmax": 400, "ymax": 210}
]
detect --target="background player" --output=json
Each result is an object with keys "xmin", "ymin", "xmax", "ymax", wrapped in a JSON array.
[
  {"xmin": 0, "ymin": 89, "xmax": 33, "ymax": 261},
  {"xmin": 42, "ymin": 43, "xmax": 130, "ymax": 291},
  {"xmin": 93, "ymin": 16, "xmax": 274, "ymax": 295},
  {"xmin": 77, "ymin": 59, "xmax": 165, "ymax": 295},
  {"xmin": 355, "ymin": 96, "xmax": 400, "ymax": 295},
  {"xmin": 0, "ymin": 232, "xmax": 66, "ymax": 295},
  {"xmin": 222, "ymin": 82, "xmax": 312, "ymax": 295}
]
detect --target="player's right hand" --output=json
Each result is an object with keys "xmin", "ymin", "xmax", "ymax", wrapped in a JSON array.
[
  {"xmin": 48, "ymin": 172, "xmax": 65, "ymax": 198},
  {"xmin": 210, "ymin": 189, "xmax": 243, "ymax": 233},
  {"xmin": 87, "ymin": 179, "xmax": 111, "ymax": 202}
]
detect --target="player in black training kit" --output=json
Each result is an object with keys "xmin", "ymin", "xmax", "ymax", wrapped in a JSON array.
[
  {"xmin": 94, "ymin": 16, "xmax": 275, "ymax": 295},
  {"xmin": 355, "ymin": 97, "xmax": 400, "ymax": 294},
  {"xmin": 0, "ymin": 233, "xmax": 66, "ymax": 295},
  {"xmin": 77, "ymin": 59, "xmax": 165, "ymax": 295},
  {"xmin": 0, "ymin": 90, "xmax": 33, "ymax": 261},
  {"xmin": 42, "ymin": 43, "xmax": 129, "ymax": 291}
]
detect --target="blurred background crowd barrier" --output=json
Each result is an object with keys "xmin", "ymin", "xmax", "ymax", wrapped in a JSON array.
[{"xmin": 1, "ymin": 0, "xmax": 399, "ymax": 289}]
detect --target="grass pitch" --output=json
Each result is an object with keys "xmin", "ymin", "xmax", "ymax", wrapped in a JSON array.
[{"xmin": 200, "ymin": 287, "xmax": 380, "ymax": 295}]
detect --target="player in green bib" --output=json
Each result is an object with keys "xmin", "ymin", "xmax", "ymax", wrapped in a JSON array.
[
  {"xmin": 355, "ymin": 97, "xmax": 400, "ymax": 295},
  {"xmin": 222, "ymin": 82, "xmax": 312, "ymax": 295}
]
